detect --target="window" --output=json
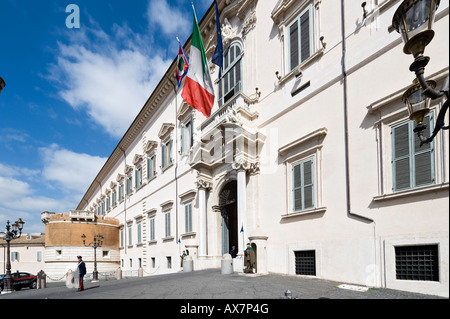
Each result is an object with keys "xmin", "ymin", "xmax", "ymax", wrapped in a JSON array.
[
  {"xmin": 392, "ymin": 115, "xmax": 435, "ymax": 192},
  {"xmin": 292, "ymin": 159, "xmax": 314, "ymax": 212},
  {"xmin": 135, "ymin": 166, "xmax": 142, "ymax": 189},
  {"xmin": 11, "ymin": 252, "xmax": 19, "ymax": 262},
  {"xmin": 165, "ymin": 211, "xmax": 171, "ymax": 238},
  {"xmin": 395, "ymin": 245, "xmax": 439, "ymax": 282},
  {"xmin": 106, "ymin": 196, "xmax": 110, "ymax": 211},
  {"xmin": 118, "ymin": 183, "xmax": 124, "ymax": 201},
  {"xmin": 137, "ymin": 223, "xmax": 142, "ymax": 244},
  {"xmin": 112, "ymin": 189, "xmax": 117, "ymax": 207},
  {"xmin": 218, "ymin": 42, "xmax": 242, "ymax": 107},
  {"xmin": 288, "ymin": 4, "xmax": 313, "ymax": 71},
  {"xmin": 126, "ymin": 174, "xmax": 133, "ymax": 195},
  {"xmin": 149, "ymin": 217, "xmax": 156, "ymax": 241},
  {"xmin": 37, "ymin": 251, "xmax": 42, "ymax": 262},
  {"xmin": 295, "ymin": 250, "xmax": 316, "ymax": 276},
  {"xmin": 185, "ymin": 203, "xmax": 193, "ymax": 233},
  {"xmin": 128, "ymin": 225, "xmax": 132, "ymax": 246},
  {"xmin": 161, "ymin": 140, "xmax": 173, "ymax": 170},
  {"xmin": 120, "ymin": 229, "xmax": 124, "ymax": 247},
  {"xmin": 147, "ymin": 156, "xmax": 156, "ymax": 180},
  {"xmin": 181, "ymin": 118, "xmax": 194, "ymax": 154}
]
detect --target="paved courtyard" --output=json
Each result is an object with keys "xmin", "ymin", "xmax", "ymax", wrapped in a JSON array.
[{"xmin": 1, "ymin": 269, "xmax": 445, "ymax": 300}]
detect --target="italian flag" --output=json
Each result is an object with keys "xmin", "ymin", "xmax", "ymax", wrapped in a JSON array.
[{"xmin": 182, "ymin": 7, "xmax": 215, "ymax": 118}]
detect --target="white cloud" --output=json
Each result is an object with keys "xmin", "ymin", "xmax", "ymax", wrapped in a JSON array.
[
  {"xmin": 49, "ymin": 23, "xmax": 172, "ymax": 139},
  {"xmin": 0, "ymin": 145, "xmax": 107, "ymax": 233},
  {"xmin": 147, "ymin": 0, "xmax": 190, "ymax": 37},
  {"xmin": 40, "ymin": 144, "xmax": 107, "ymax": 195}
]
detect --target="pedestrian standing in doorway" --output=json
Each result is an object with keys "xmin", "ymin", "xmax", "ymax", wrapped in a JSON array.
[
  {"xmin": 230, "ymin": 246, "xmax": 237, "ymax": 258},
  {"xmin": 77, "ymin": 256, "xmax": 86, "ymax": 291}
]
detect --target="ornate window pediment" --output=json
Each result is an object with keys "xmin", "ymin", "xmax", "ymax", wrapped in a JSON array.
[
  {"xmin": 133, "ymin": 154, "xmax": 143, "ymax": 166},
  {"xmin": 177, "ymin": 103, "xmax": 193, "ymax": 124},
  {"xmin": 158, "ymin": 123, "xmax": 175, "ymax": 142},
  {"xmin": 116, "ymin": 173, "xmax": 124, "ymax": 183},
  {"xmin": 144, "ymin": 140, "xmax": 158, "ymax": 154}
]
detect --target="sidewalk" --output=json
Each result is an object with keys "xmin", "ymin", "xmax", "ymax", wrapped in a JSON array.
[{"xmin": 1, "ymin": 269, "xmax": 445, "ymax": 300}]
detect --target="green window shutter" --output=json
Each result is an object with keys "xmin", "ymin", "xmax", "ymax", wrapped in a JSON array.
[
  {"xmin": 289, "ymin": 20, "xmax": 299, "ymax": 71},
  {"xmin": 300, "ymin": 9, "xmax": 311, "ymax": 63},
  {"xmin": 293, "ymin": 159, "xmax": 314, "ymax": 212},
  {"xmin": 293, "ymin": 163, "xmax": 302, "ymax": 211},
  {"xmin": 414, "ymin": 115, "xmax": 434, "ymax": 187},
  {"xmin": 392, "ymin": 122, "xmax": 411, "ymax": 191},
  {"xmin": 161, "ymin": 144, "xmax": 166, "ymax": 169},
  {"xmin": 303, "ymin": 160, "xmax": 314, "ymax": 209},
  {"xmin": 392, "ymin": 115, "xmax": 435, "ymax": 192}
]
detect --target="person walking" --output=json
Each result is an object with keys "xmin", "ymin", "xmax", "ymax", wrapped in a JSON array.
[{"xmin": 77, "ymin": 256, "xmax": 86, "ymax": 291}]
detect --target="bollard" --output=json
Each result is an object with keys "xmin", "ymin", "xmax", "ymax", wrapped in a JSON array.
[
  {"xmin": 116, "ymin": 268, "xmax": 122, "ymax": 280},
  {"xmin": 221, "ymin": 253, "xmax": 233, "ymax": 275},
  {"xmin": 138, "ymin": 267, "xmax": 144, "ymax": 278},
  {"xmin": 183, "ymin": 256, "xmax": 193, "ymax": 273},
  {"xmin": 66, "ymin": 269, "xmax": 74, "ymax": 288},
  {"xmin": 37, "ymin": 270, "xmax": 46, "ymax": 289}
]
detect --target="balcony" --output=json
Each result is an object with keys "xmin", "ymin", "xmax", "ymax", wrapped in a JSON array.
[{"xmin": 69, "ymin": 210, "xmax": 95, "ymax": 221}]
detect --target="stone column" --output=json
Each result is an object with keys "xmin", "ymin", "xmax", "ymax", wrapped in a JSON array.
[
  {"xmin": 196, "ymin": 178, "xmax": 212, "ymax": 257},
  {"xmin": 232, "ymin": 159, "xmax": 251, "ymax": 255}
]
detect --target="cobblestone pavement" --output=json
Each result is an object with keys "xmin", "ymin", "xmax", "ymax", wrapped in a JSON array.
[{"xmin": 1, "ymin": 269, "xmax": 445, "ymax": 300}]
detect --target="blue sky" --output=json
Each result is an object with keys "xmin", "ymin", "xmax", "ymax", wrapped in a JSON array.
[{"xmin": 0, "ymin": 0, "xmax": 211, "ymax": 234}]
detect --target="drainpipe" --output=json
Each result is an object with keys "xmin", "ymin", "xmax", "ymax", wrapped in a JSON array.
[
  {"xmin": 167, "ymin": 75, "xmax": 180, "ymax": 259},
  {"xmin": 340, "ymin": 0, "xmax": 379, "ymax": 287},
  {"xmin": 119, "ymin": 146, "xmax": 127, "ymax": 255}
]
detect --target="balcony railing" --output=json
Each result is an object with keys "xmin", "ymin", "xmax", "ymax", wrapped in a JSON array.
[{"xmin": 69, "ymin": 210, "xmax": 95, "ymax": 221}]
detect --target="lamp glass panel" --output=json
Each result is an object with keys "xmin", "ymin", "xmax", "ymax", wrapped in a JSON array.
[{"xmin": 408, "ymin": 88, "xmax": 428, "ymax": 114}]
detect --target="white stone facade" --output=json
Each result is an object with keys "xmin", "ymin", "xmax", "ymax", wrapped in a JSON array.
[{"xmin": 76, "ymin": 0, "xmax": 449, "ymax": 297}]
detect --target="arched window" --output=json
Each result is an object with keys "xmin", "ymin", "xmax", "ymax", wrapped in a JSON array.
[{"xmin": 218, "ymin": 42, "xmax": 242, "ymax": 107}]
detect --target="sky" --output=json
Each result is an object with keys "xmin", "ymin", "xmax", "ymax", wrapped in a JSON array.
[{"xmin": 0, "ymin": 0, "xmax": 212, "ymax": 234}]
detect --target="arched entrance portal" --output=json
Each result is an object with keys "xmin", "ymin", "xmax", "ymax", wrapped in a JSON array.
[{"xmin": 219, "ymin": 181, "xmax": 238, "ymax": 256}]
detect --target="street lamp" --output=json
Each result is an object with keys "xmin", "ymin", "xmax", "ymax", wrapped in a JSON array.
[
  {"xmin": 0, "ymin": 77, "xmax": 5, "ymax": 95},
  {"xmin": 392, "ymin": 0, "xmax": 449, "ymax": 146},
  {"xmin": 81, "ymin": 233, "xmax": 104, "ymax": 282},
  {"xmin": 1, "ymin": 219, "xmax": 25, "ymax": 294}
]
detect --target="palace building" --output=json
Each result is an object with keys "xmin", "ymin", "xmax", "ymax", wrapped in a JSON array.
[{"xmin": 68, "ymin": 0, "xmax": 448, "ymax": 296}]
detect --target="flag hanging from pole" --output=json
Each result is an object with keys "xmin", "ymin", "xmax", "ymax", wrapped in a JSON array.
[
  {"xmin": 212, "ymin": 0, "xmax": 223, "ymax": 78},
  {"xmin": 181, "ymin": 4, "xmax": 215, "ymax": 118},
  {"xmin": 176, "ymin": 37, "xmax": 189, "ymax": 87}
]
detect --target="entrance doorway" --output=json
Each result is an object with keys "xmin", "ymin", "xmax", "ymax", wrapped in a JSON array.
[{"xmin": 220, "ymin": 181, "xmax": 238, "ymax": 256}]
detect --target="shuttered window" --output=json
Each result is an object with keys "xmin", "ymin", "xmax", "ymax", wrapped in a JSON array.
[
  {"xmin": 149, "ymin": 218, "xmax": 155, "ymax": 241},
  {"xmin": 165, "ymin": 211, "xmax": 171, "ymax": 237},
  {"xmin": 289, "ymin": 4, "xmax": 313, "ymax": 71},
  {"xmin": 392, "ymin": 115, "xmax": 435, "ymax": 192},
  {"xmin": 292, "ymin": 159, "xmax": 314, "ymax": 212},
  {"xmin": 185, "ymin": 203, "xmax": 193, "ymax": 233}
]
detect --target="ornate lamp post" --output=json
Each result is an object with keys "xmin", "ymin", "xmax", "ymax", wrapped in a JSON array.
[
  {"xmin": 392, "ymin": 0, "xmax": 449, "ymax": 146},
  {"xmin": 0, "ymin": 77, "xmax": 5, "ymax": 95},
  {"xmin": 1, "ymin": 219, "xmax": 25, "ymax": 294},
  {"xmin": 81, "ymin": 234, "xmax": 104, "ymax": 282}
]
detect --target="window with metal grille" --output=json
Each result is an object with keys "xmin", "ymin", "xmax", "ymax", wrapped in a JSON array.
[
  {"xmin": 295, "ymin": 250, "xmax": 316, "ymax": 276},
  {"xmin": 395, "ymin": 245, "xmax": 439, "ymax": 282}
]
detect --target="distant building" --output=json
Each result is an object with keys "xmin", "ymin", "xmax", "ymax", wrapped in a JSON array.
[
  {"xmin": 0, "ymin": 233, "xmax": 45, "ymax": 275},
  {"xmin": 41, "ymin": 211, "xmax": 120, "ymax": 281}
]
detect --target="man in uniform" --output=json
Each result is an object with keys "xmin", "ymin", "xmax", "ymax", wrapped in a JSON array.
[
  {"xmin": 244, "ymin": 243, "xmax": 256, "ymax": 273},
  {"xmin": 77, "ymin": 256, "xmax": 86, "ymax": 291}
]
